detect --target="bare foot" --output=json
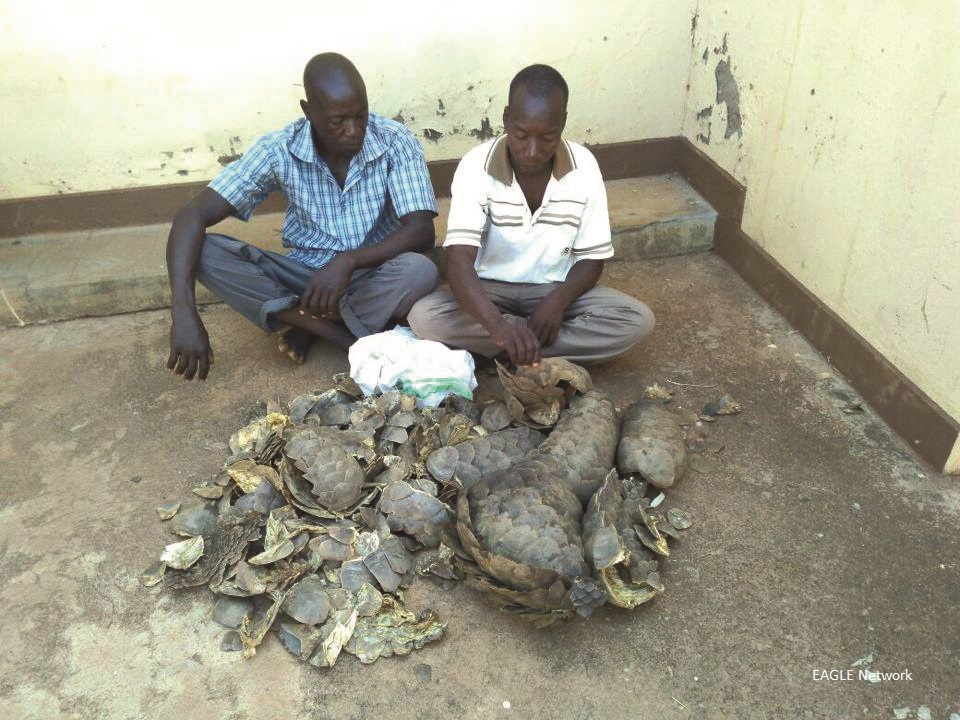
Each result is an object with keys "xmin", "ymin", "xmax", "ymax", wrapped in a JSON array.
[{"xmin": 278, "ymin": 328, "xmax": 315, "ymax": 364}]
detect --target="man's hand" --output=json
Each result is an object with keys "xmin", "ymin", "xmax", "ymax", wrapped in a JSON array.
[
  {"xmin": 490, "ymin": 318, "xmax": 542, "ymax": 367},
  {"xmin": 527, "ymin": 295, "xmax": 566, "ymax": 347},
  {"xmin": 300, "ymin": 255, "xmax": 356, "ymax": 317},
  {"xmin": 165, "ymin": 189, "xmax": 235, "ymax": 383},
  {"xmin": 168, "ymin": 310, "xmax": 214, "ymax": 380}
]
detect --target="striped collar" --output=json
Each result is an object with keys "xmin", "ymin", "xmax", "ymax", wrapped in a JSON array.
[{"xmin": 484, "ymin": 135, "xmax": 577, "ymax": 185}]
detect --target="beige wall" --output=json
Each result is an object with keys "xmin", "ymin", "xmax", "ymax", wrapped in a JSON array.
[
  {"xmin": 682, "ymin": 1, "xmax": 960, "ymax": 432},
  {"xmin": 0, "ymin": 0, "xmax": 693, "ymax": 198},
  {"xmin": 2, "ymin": 1, "xmax": 957, "ymax": 459}
]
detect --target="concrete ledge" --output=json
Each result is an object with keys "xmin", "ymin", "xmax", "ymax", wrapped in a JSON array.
[
  {"xmin": 608, "ymin": 174, "xmax": 716, "ymax": 259},
  {"xmin": 0, "ymin": 175, "xmax": 715, "ymax": 327}
]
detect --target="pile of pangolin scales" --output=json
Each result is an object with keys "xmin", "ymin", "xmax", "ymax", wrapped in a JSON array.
[{"xmin": 143, "ymin": 359, "xmax": 695, "ymax": 667}]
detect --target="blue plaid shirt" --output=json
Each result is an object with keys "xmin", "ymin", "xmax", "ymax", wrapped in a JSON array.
[{"xmin": 208, "ymin": 114, "xmax": 437, "ymax": 269}]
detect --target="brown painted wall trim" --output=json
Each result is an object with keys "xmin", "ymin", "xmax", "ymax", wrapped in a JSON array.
[
  {"xmin": 0, "ymin": 140, "xmax": 678, "ymax": 238},
  {"xmin": 677, "ymin": 140, "xmax": 744, "ymax": 227},
  {"xmin": 675, "ymin": 138, "xmax": 959, "ymax": 472},
  {"xmin": 586, "ymin": 137, "xmax": 681, "ymax": 181},
  {"xmin": 1, "ymin": 181, "xmax": 209, "ymax": 238}
]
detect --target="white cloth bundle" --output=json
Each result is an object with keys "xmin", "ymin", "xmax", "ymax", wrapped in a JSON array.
[{"xmin": 348, "ymin": 327, "xmax": 477, "ymax": 408}]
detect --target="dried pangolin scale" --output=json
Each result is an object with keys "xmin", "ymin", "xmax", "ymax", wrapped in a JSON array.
[
  {"xmin": 534, "ymin": 392, "xmax": 620, "ymax": 505},
  {"xmin": 456, "ymin": 390, "xmax": 620, "ymax": 619},
  {"xmin": 496, "ymin": 359, "xmax": 593, "ymax": 427},
  {"xmin": 583, "ymin": 471, "xmax": 663, "ymax": 608},
  {"xmin": 426, "ymin": 427, "xmax": 544, "ymax": 489},
  {"xmin": 164, "ymin": 509, "xmax": 262, "ymax": 590},
  {"xmin": 378, "ymin": 481, "xmax": 454, "ymax": 548},
  {"xmin": 617, "ymin": 402, "xmax": 687, "ymax": 489},
  {"xmin": 150, "ymin": 362, "xmax": 694, "ymax": 662}
]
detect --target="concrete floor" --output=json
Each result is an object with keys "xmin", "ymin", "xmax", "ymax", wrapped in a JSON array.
[{"xmin": 1, "ymin": 253, "xmax": 957, "ymax": 720}]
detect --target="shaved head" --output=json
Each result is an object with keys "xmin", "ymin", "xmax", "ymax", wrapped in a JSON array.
[
  {"xmin": 508, "ymin": 64, "xmax": 569, "ymax": 108},
  {"xmin": 502, "ymin": 64, "xmax": 568, "ymax": 178},
  {"xmin": 303, "ymin": 53, "xmax": 366, "ymax": 105},
  {"xmin": 300, "ymin": 53, "xmax": 369, "ymax": 161}
]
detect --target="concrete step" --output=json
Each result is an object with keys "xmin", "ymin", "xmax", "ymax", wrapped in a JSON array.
[{"xmin": 0, "ymin": 174, "xmax": 714, "ymax": 326}]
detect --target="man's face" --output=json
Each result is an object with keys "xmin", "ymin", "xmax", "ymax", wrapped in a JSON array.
[
  {"xmin": 301, "ymin": 81, "xmax": 369, "ymax": 159},
  {"xmin": 503, "ymin": 87, "xmax": 567, "ymax": 178}
]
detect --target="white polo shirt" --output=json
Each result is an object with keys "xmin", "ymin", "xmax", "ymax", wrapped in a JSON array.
[{"xmin": 443, "ymin": 135, "xmax": 613, "ymax": 284}]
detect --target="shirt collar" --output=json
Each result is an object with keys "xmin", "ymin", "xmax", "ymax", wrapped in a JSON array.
[
  {"xmin": 484, "ymin": 135, "xmax": 577, "ymax": 185},
  {"xmin": 289, "ymin": 114, "xmax": 388, "ymax": 166}
]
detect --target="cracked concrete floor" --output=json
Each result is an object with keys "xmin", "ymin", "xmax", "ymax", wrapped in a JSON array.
[{"xmin": 1, "ymin": 253, "xmax": 958, "ymax": 720}]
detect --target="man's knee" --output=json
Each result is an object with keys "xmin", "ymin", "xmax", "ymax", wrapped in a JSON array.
[
  {"xmin": 584, "ymin": 290, "xmax": 655, "ymax": 354},
  {"xmin": 394, "ymin": 252, "xmax": 439, "ymax": 292},
  {"xmin": 407, "ymin": 293, "xmax": 441, "ymax": 339},
  {"xmin": 622, "ymin": 296, "xmax": 656, "ymax": 346},
  {"xmin": 383, "ymin": 253, "xmax": 440, "ymax": 303},
  {"xmin": 196, "ymin": 233, "xmax": 238, "ymax": 282}
]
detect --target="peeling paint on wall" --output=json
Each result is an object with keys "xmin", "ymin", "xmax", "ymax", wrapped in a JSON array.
[
  {"xmin": 422, "ymin": 128, "xmax": 443, "ymax": 142},
  {"xmin": 217, "ymin": 152, "xmax": 241, "ymax": 166},
  {"xmin": 715, "ymin": 59, "xmax": 742, "ymax": 139},
  {"xmin": 714, "ymin": 33, "xmax": 728, "ymax": 56},
  {"xmin": 680, "ymin": 4, "xmax": 960, "ymax": 425},
  {"xmin": 0, "ymin": 1, "xmax": 693, "ymax": 199},
  {"xmin": 469, "ymin": 117, "xmax": 495, "ymax": 141},
  {"xmin": 695, "ymin": 106, "xmax": 713, "ymax": 144},
  {"xmin": 216, "ymin": 136, "xmax": 244, "ymax": 166},
  {"xmin": 686, "ymin": 31, "xmax": 744, "ymax": 151}
]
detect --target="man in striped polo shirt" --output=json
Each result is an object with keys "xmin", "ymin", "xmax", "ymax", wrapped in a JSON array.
[
  {"xmin": 166, "ymin": 53, "xmax": 438, "ymax": 381},
  {"xmin": 408, "ymin": 64, "xmax": 654, "ymax": 366}
]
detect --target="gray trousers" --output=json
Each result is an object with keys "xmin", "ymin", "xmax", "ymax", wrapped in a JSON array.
[
  {"xmin": 407, "ymin": 280, "xmax": 655, "ymax": 364},
  {"xmin": 196, "ymin": 233, "xmax": 440, "ymax": 337}
]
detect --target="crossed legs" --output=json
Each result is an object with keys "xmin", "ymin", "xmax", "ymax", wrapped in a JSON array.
[
  {"xmin": 408, "ymin": 279, "xmax": 655, "ymax": 365},
  {"xmin": 196, "ymin": 233, "xmax": 439, "ymax": 362}
]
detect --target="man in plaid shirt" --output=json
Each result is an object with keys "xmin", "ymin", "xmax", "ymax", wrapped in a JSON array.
[{"xmin": 166, "ymin": 53, "xmax": 439, "ymax": 381}]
